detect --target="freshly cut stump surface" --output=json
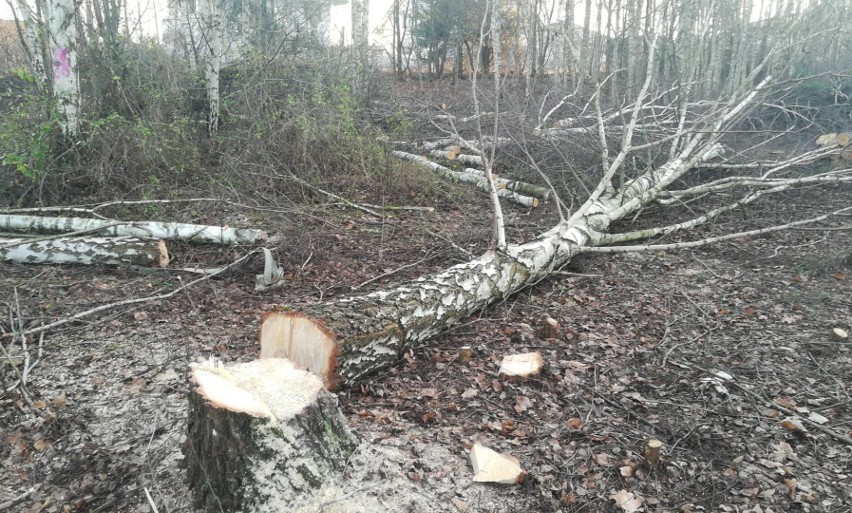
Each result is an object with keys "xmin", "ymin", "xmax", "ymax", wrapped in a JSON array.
[{"xmin": 184, "ymin": 358, "xmax": 356, "ymax": 513}]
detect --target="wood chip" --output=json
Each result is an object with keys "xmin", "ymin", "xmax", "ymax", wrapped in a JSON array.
[
  {"xmin": 469, "ymin": 443, "xmax": 526, "ymax": 484},
  {"xmin": 498, "ymin": 352, "xmax": 543, "ymax": 378}
]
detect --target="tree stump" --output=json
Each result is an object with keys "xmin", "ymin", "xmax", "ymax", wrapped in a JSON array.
[{"xmin": 184, "ymin": 358, "xmax": 356, "ymax": 513}]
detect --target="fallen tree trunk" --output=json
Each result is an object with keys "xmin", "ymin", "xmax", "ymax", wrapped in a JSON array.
[
  {"xmin": 429, "ymin": 149, "xmax": 485, "ymax": 166},
  {"xmin": 184, "ymin": 358, "xmax": 356, "ymax": 512},
  {"xmin": 0, "ymin": 237, "xmax": 169, "ymax": 267},
  {"xmin": 0, "ymin": 214, "xmax": 267, "ymax": 245},
  {"xmin": 463, "ymin": 168, "xmax": 552, "ymax": 200},
  {"xmin": 260, "ymin": 153, "xmax": 707, "ymax": 389},
  {"xmin": 393, "ymin": 151, "xmax": 539, "ymax": 207}
]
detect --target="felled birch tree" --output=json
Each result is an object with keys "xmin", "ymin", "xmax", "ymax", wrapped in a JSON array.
[{"xmin": 261, "ymin": 21, "xmax": 851, "ymax": 389}]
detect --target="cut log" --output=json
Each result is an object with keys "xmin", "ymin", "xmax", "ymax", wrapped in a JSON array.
[
  {"xmin": 830, "ymin": 328, "xmax": 848, "ymax": 341},
  {"xmin": 429, "ymin": 147, "xmax": 461, "ymax": 161},
  {"xmin": 498, "ymin": 352, "xmax": 544, "ymax": 379},
  {"xmin": 0, "ymin": 237, "xmax": 169, "ymax": 267},
  {"xmin": 469, "ymin": 443, "xmax": 526, "ymax": 484},
  {"xmin": 463, "ymin": 168, "xmax": 552, "ymax": 200},
  {"xmin": 393, "ymin": 151, "xmax": 539, "ymax": 207},
  {"xmin": 536, "ymin": 317, "xmax": 559, "ymax": 339},
  {"xmin": 184, "ymin": 358, "xmax": 356, "ymax": 513},
  {"xmin": 0, "ymin": 214, "xmax": 267, "ymax": 245}
]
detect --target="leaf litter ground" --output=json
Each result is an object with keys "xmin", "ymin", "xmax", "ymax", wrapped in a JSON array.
[{"xmin": 0, "ymin": 181, "xmax": 850, "ymax": 513}]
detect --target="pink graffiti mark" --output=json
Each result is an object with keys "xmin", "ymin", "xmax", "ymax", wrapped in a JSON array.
[{"xmin": 53, "ymin": 48, "xmax": 71, "ymax": 78}]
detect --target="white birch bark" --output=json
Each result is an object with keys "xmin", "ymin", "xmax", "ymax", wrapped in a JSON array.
[
  {"xmin": 561, "ymin": 0, "xmax": 575, "ymax": 86},
  {"xmin": 0, "ymin": 237, "xmax": 169, "ymax": 267},
  {"xmin": 47, "ymin": 0, "xmax": 79, "ymax": 138},
  {"xmin": 13, "ymin": 0, "xmax": 48, "ymax": 87},
  {"xmin": 392, "ymin": 151, "xmax": 540, "ymax": 207},
  {"xmin": 0, "ymin": 215, "xmax": 268, "ymax": 245},
  {"xmin": 197, "ymin": 0, "xmax": 223, "ymax": 134},
  {"xmin": 486, "ymin": 0, "xmax": 507, "ymax": 248}
]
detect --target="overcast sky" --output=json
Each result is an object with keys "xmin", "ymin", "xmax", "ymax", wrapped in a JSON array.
[{"xmin": 0, "ymin": 0, "xmax": 394, "ymax": 45}]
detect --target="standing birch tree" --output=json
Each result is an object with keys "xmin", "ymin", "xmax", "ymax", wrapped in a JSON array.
[
  {"xmin": 197, "ymin": 0, "xmax": 224, "ymax": 134},
  {"xmin": 47, "ymin": 0, "xmax": 79, "ymax": 138}
]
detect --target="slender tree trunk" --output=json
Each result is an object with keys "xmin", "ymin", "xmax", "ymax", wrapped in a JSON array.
[
  {"xmin": 525, "ymin": 0, "xmax": 538, "ymax": 99},
  {"xmin": 351, "ymin": 0, "xmax": 370, "ymax": 96},
  {"xmin": 489, "ymin": 0, "xmax": 506, "ymax": 248},
  {"xmin": 562, "ymin": 0, "xmax": 575, "ymax": 87},
  {"xmin": 47, "ymin": 0, "xmax": 80, "ymax": 138},
  {"xmin": 13, "ymin": 0, "xmax": 48, "ymax": 88},
  {"xmin": 626, "ymin": 0, "xmax": 641, "ymax": 97},
  {"xmin": 581, "ymin": 0, "xmax": 592, "ymax": 88},
  {"xmin": 197, "ymin": 0, "xmax": 223, "ymax": 135}
]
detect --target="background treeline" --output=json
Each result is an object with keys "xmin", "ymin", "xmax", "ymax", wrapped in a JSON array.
[{"xmin": 0, "ymin": 0, "xmax": 849, "ymax": 207}]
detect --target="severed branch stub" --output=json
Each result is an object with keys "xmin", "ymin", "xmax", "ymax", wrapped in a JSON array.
[
  {"xmin": 536, "ymin": 317, "xmax": 559, "ymax": 339},
  {"xmin": 184, "ymin": 358, "xmax": 356, "ymax": 513},
  {"xmin": 830, "ymin": 328, "xmax": 848, "ymax": 342},
  {"xmin": 644, "ymin": 439, "xmax": 663, "ymax": 469}
]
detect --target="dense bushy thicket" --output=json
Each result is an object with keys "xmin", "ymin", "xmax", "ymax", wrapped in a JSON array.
[{"xmin": 0, "ymin": 37, "xmax": 400, "ymax": 207}]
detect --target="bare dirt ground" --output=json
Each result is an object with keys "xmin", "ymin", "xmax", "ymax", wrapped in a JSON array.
[{"xmin": 1, "ymin": 155, "xmax": 851, "ymax": 512}]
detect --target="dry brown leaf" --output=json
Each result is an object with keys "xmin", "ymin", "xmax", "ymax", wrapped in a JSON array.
[
  {"xmin": 620, "ymin": 465, "xmax": 635, "ymax": 477},
  {"xmin": 833, "ymin": 272, "xmax": 848, "ymax": 281},
  {"xmin": 775, "ymin": 397, "xmax": 797, "ymax": 409},
  {"xmin": 451, "ymin": 498, "xmax": 470, "ymax": 511},
  {"xmin": 33, "ymin": 438, "xmax": 53, "ymax": 452},
  {"xmin": 52, "ymin": 393, "xmax": 67, "ymax": 408},
  {"xmin": 779, "ymin": 417, "xmax": 805, "ymax": 433},
  {"xmin": 611, "ymin": 489, "xmax": 644, "ymax": 513},
  {"xmin": 7, "ymin": 431, "xmax": 27, "ymax": 454},
  {"xmin": 594, "ymin": 453, "xmax": 612, "ymax": 466},
  {"xmin": 566, "ymin": 418, "xmax": 583, "ymax": 430},
  {"xmin": 514, "ymin": 396, "xmax": 533, "ymax": 413},
  {"xmin": 32, "ymin": 400, "xmax": 47, "ymax": 410},
  {"xmin": 783, "ymin": 478, "xmax": 797, "ymax": 498}
]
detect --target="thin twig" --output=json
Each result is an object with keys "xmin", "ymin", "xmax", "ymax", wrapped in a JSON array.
[
  {"xmin": 352, "ymin": 255, "xmax": 435, "ymax": 290},
  {"xmin": 0, "ymin": 486, "xmax": 39, "ymax": 511},
  {"xmin": 677, "ymin": 360, "xmax": 852, "ymax": 446}
]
